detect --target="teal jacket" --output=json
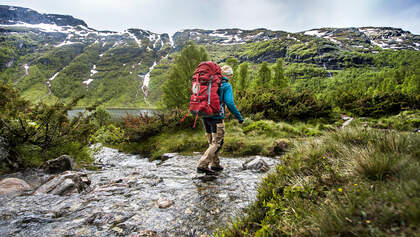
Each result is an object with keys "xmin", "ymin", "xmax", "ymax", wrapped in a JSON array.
[{"xmin": 213, "ymin": 76, "xmax": 243, "ymax": 121}]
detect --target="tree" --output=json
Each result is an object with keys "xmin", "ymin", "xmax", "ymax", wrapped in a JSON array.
[
  {"xmin": 272, "ymin": 58, "xmax": 287, "ymax": 88},
  {"xmin": 225, "ymin": 57, "xmax": 239, "ymax": 88},
  {"xmin": 237, "ymin": 62, "xmax": 249, "ymax": 90},
  {"xmin": 255, "ymin": 61, "xmax": 271, "ymax": 88},
  {"xmin": 162, "ymin": 41, "xmax": 209, "ymax": 109},
  {"xmin": 402, "ymin": 74, "xmax": 420, "ymax": 96}
]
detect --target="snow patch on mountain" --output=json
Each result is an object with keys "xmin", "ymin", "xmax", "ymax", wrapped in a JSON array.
[
  {"xmin": 169, "ymin": 34, "xmax": 175, "ymax": 47},
  {"xmin": 304, "ymin": 30, "xmax": 326, "ymax": 37},
  {"xmin": 90, "ymin": 65, "xmax": 97, "ymax": 76},
  {"xmin": 56, "ymin": 41, "xmax": 77, "ymax": 47},
  {"xmin": 127, "ymin": 31, "xmax": 142, "ymax": 48},
  {"xmin": 153, "ymin": 35, "xmax": 161, "ymax": 48}
]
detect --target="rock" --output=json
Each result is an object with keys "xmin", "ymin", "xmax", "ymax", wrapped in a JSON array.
[
  {"xmin": 35, "ymin": 171, "xmax": 91, "ymax": 195},
  {"xmin": 41, "ymin": 155, "xmax": 74, "ymax": 174},
  {"xmin": 242, "ymin": 156, "xmax": 270, "ymax": 172},
  {"xmin": 341, "ymin": 117, "xmax": 354, "ymax": 128},
  {"xmin": 340, "ymin": 114, "xmax": 352, "ymax": 120},
  {"xmin": 0, "ymin": 178, "xmax": 32, "ymax": 195},
  {"xmin": 161, "ymin": 153, "xmax": 178, "ymax": 159},
  {"xmin": 185, "ymin": 208, "xmax": 192, "ymax": 214},
  {"xmin": 156, "ymin": 198, "xmax": 173, "ymax": 208},
  {"xmin": 136, "ymin": 230, "xmax": 158, "ymax": 237}
]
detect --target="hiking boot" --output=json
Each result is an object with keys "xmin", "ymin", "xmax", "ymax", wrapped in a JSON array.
[
  {"xmin": 196, "ymin": 167, "xmax": 216, "ymax": 175},
  {"xmin": 210, "ymin": 166, "xmax": 224, "ymax": 172}
]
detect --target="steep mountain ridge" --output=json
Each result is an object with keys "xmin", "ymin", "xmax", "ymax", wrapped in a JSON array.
[
  {"xmin": 1, "ymin": 5, "xmax": 419, "ymax": 107},
  {"xmin": 0, "ymin": 5, "xmax": 87, "ymax": 27}
]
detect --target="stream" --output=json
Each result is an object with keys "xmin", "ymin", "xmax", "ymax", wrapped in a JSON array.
[{"xmin": 0, "ymin": 146, "xmax": 279, "ymax": 236}]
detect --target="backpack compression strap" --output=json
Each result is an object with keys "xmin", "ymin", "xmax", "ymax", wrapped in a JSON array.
[{"xmin": 207, "ymin": 75, "xmax": 213, "ymax": 105}]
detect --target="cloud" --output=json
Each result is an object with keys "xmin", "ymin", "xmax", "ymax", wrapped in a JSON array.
[{"xmin": 2, "ymin": 0, "xmax": 420, "ymax": 34}]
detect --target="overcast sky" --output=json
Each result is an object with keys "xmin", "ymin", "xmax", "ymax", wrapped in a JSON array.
[{"xmin": 3, "ymin": 0, "xmax": 420, "ymax": 35}]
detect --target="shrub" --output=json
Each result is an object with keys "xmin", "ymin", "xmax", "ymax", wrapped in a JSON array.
[
  {"xmin": 0, "ymin": 83, "xmax": 96, "ymax": 169},
  {"xmin": 91, "ymin": 124, "xmax": 128, "ymax": 145},
  {"xmin": 338, "ymin": 92, "xmax": 419, "ymax": 117},
  {"xmin": 236, "ymin": 88, "xmax": 332, "ymax": 121},
  {"xmin": 121, "ymin": 110, "xmax": 198, "ymax": 142}
]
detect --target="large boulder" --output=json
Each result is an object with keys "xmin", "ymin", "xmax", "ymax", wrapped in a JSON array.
[
  {"xmin": 35, "ymin": 171, "xmax": 91, "ymax": 195},
  {"xmin": 242, "ymin": 156, "xmax": 270, "ymax": 173},
  {"xmin": 41, "ymin": 155, "xmax": 74, "ymax": 174},
  {"xmin": 0, "ymin": 177, "xmax": 32, "ymax": 195}
]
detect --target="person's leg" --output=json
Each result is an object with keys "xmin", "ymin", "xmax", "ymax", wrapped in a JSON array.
[
  {"xmin": 210, "ymin": 120, "xmax": 225, "ymax": 170},
  {"xmin": 197, "ymin": 119, "xmax": 217, "ymax": 171}
]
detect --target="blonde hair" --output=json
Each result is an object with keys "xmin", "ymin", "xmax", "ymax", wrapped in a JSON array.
[{"xmin": 221, "ymin": 65, "xmax": 233, "ymax": 76}]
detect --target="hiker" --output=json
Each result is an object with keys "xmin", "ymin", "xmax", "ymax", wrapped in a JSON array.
[{"xmin": 197, "ymin": 65, "xmax": 244, "ymax": 175}]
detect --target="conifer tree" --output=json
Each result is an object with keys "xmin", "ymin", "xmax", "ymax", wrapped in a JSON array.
[
  {"xmin": 255, "ymin": 61, "xmax": 271, "ymax": 88},
  {"xmin": 237, "ymin": 62, "xmax": 249, "ymax": 90},
  {"xmin": 272, "ymin": 58, "xmax": 287, "ymax": 88},
  {"xmin": 162, "ymin": 41, "xmax": 209, "ymax": 109}
]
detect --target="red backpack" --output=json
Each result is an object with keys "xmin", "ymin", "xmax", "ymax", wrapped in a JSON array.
[{"xmin": 182, "ymin": 61, "xmax": 223, "ymax": 127}]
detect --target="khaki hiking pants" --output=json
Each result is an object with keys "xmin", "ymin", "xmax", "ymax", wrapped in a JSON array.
[{"xmin": 198, "ymin": 118, "xmax": 225, "ymax": 168}]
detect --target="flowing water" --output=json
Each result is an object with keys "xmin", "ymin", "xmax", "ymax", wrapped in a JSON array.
[{"xmin": 0, "ymin": 147, "xmax": 279, "ymax": 236}]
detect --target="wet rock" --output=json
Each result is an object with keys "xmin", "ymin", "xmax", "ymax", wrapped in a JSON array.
[
  {"xmin": 157, "ymin": 198, "xmax": 173, "ymax": 208},
  {"xmin": 242, "ymin": 156, "xmax": 270, "ymax": 172},
  {"xmin": 35, "ymin": 171, "xmax": 91, "ymax": 195},
  {"xmin": 136, "ymin": 230, "xmax": 158, "ymax": 237},
  {"xmin": 41, "ymin": 155, "xmax": 74, "ymax": 174},
  {"xmin": 161, "ymin": 153, "xmax": 178, "ymax": 159},
  {"xmin": 0, "ymin": 178, "xmax": 32, "ymax": 195}
]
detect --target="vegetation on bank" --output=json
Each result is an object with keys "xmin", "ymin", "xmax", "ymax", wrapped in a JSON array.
[
  {"xmin": 216, "ymin": 127, "xmax": 420, "ymax": 236},
  {"xmin": 0, "ymin": 84, "xmax": 113, "ymax": 173}
]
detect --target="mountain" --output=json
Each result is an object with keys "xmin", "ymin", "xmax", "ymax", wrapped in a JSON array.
[{"xmin": 1, "ymin": 5, "xmax": 419, "ymax": 107}]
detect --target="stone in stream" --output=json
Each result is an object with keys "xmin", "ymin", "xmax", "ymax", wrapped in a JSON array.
[
  {"xmin": 242, "ymin": 156, "xmax": 270, "ymax": 172},
  {"xmin": 161, "ymin": 153, "xmax": 178, "ymax": 160},
  {"xmin": 0, "ymin": 177, "xmax": 32, "ymax": 195},
  {"xmin": 35, "ymin": 171, "xmax": 91, "ymax": 195},
  {"xmin": 135, "ymin": 230, "xmax": 158, "ymax": 237},
  {"xmin": 156, "ymin": 198, "xmax": 174, "ymax": 208},
  {"xmin": 41, "ymin": 155, "xmax": 75, "ymax": 174}
]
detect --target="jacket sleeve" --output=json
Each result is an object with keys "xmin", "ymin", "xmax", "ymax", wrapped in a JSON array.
[{"xmin": 223, "ymin": 83, "xmax": 243, "ymax": 121}]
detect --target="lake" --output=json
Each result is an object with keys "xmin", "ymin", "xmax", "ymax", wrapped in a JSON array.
[{"xmin": 67, "ymin": 108, "xmax": 158, "ymax": 120}]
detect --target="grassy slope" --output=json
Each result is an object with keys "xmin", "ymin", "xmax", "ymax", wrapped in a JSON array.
[{"xmin": 216, "ymin": 127, "xmax": 420, "ymax": 236}]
